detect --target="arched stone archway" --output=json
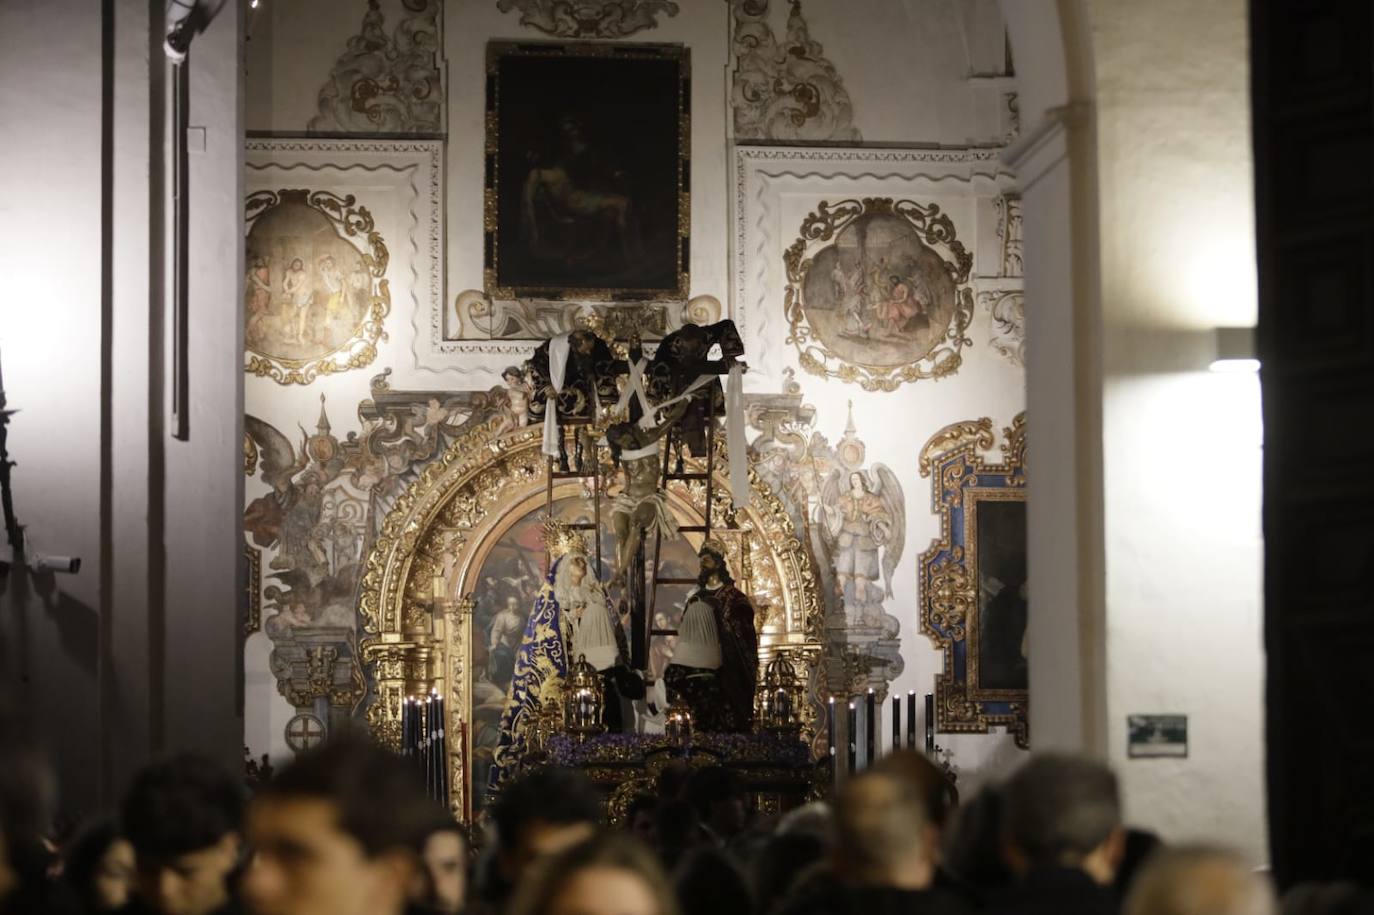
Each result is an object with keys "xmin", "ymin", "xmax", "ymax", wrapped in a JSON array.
[{"xmin": 356, "ymin": 421, "xmax": 824, "ymax": 817}]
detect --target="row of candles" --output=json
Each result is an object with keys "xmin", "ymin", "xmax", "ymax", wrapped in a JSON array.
[
  {"xmin": 400, "ymin": 691, "xmax": 450, "ymax": 805},
  {"xmin": 826, "ymin": 690, "xmax": 935, "ymax": 775}
]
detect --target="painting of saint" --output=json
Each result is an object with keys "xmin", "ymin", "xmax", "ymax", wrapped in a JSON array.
[
  {"xmin": 485, "ymin": 42, "xmax": 689, "ymax": 300},
  {"xmin": 243, "ymin": 191, "xmax": 380, "ymax": 368},
  {"xmin": 799, "ymin": 211, "xmax": 961, "ymax": 369},
  {"xmin": 973, "ymin": 498, "xmax": 1028, "ymax": 692}
]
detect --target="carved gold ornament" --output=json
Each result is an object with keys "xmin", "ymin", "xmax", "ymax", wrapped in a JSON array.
[
  {"xmin": 917, "ymin": 413, "xmax": 1028, "ymax": 748},
  {"xmin": 783, "ymin": 197, "xmax": 975, "ymax": 392},
  {"xmin": 244, "ymin": 189, "xmax": 391, "ymax": 386},
  {"xmin": 356, "ymin": 422, "xmax": 823, "ymax": 818}
]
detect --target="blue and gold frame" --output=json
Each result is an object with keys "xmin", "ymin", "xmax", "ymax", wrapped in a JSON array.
[{"xmin": 918, "ymin": 413, "xmax": 1028, "ymax": 748}]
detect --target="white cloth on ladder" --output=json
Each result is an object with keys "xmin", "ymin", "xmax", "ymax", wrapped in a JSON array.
[{"xmin": 541, "ymin": 333, "xmax": 572, "ymax": 458}]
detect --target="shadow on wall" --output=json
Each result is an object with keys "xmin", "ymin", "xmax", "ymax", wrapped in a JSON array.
[{"xmin": 2, "ymin": 566, "xmax": 100, "ymax": 681}]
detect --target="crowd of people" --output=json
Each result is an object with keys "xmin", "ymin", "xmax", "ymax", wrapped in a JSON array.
[{"xmin": 2, "ymin": 718, "xmax": 1370, "ymax": 915}]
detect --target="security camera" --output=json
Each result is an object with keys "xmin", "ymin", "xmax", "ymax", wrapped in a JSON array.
[{"xmin": 29, "ymin": 554, "xmax": 81, "ymax": 575}]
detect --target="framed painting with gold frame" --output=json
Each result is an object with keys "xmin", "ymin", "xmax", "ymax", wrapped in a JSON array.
[
  {"xmin": 917, "ymin": 413, "xmax": 1028, "ymax": 748},
  {"xmin": 484, "ymin": 41, "xmax": 690, "ymax": 302}
]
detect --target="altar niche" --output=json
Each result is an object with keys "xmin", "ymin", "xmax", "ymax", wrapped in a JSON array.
[{"xmin": 357, "ymin": 420, "xmax": 824, "ymax": 821}]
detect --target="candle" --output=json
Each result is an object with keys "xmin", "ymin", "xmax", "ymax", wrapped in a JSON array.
[
  {"xmin": 847, "ymin": 701, "xmax": 857, "ymax": 777},
  {"xmin": 924, "ymin": 692, "xmax": 935, "ymax": 754},
  {"xmin": 907, "ymin": 691, "xmax": 916, "ymax": 750},
  {"xmin": 866, "ymin": 688, "xmax": 876, "ymax": 767},
  {"xmin": 892, "ymin": 695, "xmax": 900, "ymax": 753},
  {"xmin": 827, "ymin": 697, "xmax": 836, "ymax": 760}
]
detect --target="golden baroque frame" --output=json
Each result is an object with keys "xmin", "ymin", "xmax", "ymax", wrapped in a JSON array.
[
  {"xmin": 244, "ymin": 189, "xmax": 392, "ymax": 386},
  {"xmin": 783, "ymin": 197, "xmax": 975, "ymax": 392},
  {"xmin": 356, "ymin": 421, "xmax": 823, "ymax": 819},
  {"xmin": 917, "ymin": 413, "xmax": 1028, "ymax": 748}
]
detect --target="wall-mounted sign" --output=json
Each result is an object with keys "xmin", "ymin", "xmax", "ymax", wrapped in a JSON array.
[{"xmin": 1127, "ymin": 714, "xmax": 1188, "ymax": 758}]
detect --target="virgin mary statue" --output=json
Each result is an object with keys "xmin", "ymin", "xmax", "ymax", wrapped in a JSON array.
[{"xmin": 488, "ymin": 519, "xmax": 626, "ymax": 794}]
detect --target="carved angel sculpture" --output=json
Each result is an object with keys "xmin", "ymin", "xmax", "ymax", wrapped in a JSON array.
[{"xmin": 820, "ymin": 464, "xmax": 904, "ymax": 615}]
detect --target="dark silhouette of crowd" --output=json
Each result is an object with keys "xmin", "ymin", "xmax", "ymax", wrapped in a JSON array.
[{"xmin": 4, "ymin": 710, "xmax": 1372, "ymax": 915}]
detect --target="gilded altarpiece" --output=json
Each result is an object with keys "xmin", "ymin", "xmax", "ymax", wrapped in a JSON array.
[
  {"xmin": 357, "ymin": 421, "xmax": 824, "ymax": 819},
  {"xmin": 918, "ymin": 414, "xmax": 1028, "ymax": 748}
]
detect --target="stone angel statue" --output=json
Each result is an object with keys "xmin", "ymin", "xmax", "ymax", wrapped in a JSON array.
[{"xmin": 820, "ymin": 464, "xmax": 905, "ymax": 617}]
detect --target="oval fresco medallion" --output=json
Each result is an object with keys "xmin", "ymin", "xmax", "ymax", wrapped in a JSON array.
[
  {"xmin": 784, "ymin": 197, "xmax": 974, "ymax": 391},
  {"xmin": 244, "ymin": 189, "xmax": 391, "ymax": 385}
]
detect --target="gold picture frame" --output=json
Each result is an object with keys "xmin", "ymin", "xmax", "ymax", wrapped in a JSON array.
[
  {"xmin": 244, "ymin": 189, "xmax": 391, "ymax": 386},
  {"xmin": 917, "ymin": 413, "xmax": 1028, "ymax": 748},
  {"xmin": 783, "ymin": 197, "xmax": 974, "ymax": 391}
]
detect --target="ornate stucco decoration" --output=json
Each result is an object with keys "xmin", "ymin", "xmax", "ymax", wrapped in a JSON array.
[
  {"xmin": 496, "ymin": 0, "xmax": 680, "ymax": 38},
  {"xmin": 731, "ymin": 0, "xmax": 861, "ymax": 142},
  {"xmin": 979, "ymin": 290, "xmax": 1024, "ymax": 367},
  {"xmin": 356, "ymin": 422, "xmax": 824, "ymax": 817},
  {"xmin": 783, "ymin": 197, "xmax": 975, "ymax": 391},
  {"xmin": 995, "ymin": 194, "xmax": 1023, "ymax": 277},
  {"xmin": 309, "ymin": 0, "xmax": 445, "ymax": 134},
  {"xmin": 244, "ymin": 190, "xmax": 391, "ymax": 386},
  {"xmin": 447, "ymin": 292, "xmax": 721, "ymax": 343},
  {"xmin": 917, "ymin": 414, "xmax": 1028, "ymax": 749}
]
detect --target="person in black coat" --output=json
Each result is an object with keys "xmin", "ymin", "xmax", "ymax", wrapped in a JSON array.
[{"xmin": 983, "ymin": 754, "xmax": 1126, "ymax": 915}]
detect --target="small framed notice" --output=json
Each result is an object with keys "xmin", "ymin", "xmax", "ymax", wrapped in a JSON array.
[{"xmin": 1127, "ymin": 714, "xmax": 1188, "ymax": 758}]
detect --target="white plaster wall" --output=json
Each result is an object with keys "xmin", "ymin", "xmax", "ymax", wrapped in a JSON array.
[{"xmin": 1089, "ymin": 0, "xmax": 1265, "ymax": 863}]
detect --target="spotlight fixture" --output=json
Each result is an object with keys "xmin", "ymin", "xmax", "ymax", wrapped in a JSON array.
[{"xmin": 1209, "ymin": 326, "xmax": 1259, "ymax": 373}]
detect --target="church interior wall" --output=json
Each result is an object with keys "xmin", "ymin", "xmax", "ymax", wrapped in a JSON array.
[
  {"xmin": 241, "ymin": 0, "xmax": 1032, "ymax": 794},
  {"xmin": 1, "ymin": 0, "xmax": 244, "ymax": 813},
  {"xmin": 1085, "ymin": 0, "xmax": 1265, "ymax": 863}
]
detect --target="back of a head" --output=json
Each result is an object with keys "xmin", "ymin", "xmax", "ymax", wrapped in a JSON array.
[
  {"xmin": 1002, "ymin": 753, "xmax": 1121, "ymax": 868},
  {"xmin": 675, "ymin": 848, "xmax": 751, "ymax": 915},
  {"xmin": 942, "ymin": 788, "xmax": 1013, "ymax": 897},
  {"xmin": 872, "ymin": 751, "xmax": 954, "ymax": 828},
  {"xmin": 833, "ymin": 769, "xmax": 930, "ymax": 884},
  {"xmin": 257, "ymin": 735, "xmax": 438, "ymax": 857},
  {"xmin": 122, "ymin": 754, "xmax": 243, "ymax": 859},
  {"xmin": 685, "ymin": 767, "xmax": 741, "ymax": 820},
  {"xmin": 509, "ymin": 831, "xmax": 679, "ymax": 915},
  {"xmin": 1126, "ymin": 845, "xmax": 1275, "ymax": 915},
  {"xmin": 491, "ymin": 766, "xmax": 602, "ymax": 854}
]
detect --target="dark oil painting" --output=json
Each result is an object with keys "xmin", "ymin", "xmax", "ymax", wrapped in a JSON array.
[
  {"xmin": 484, "ymin": 42, "xmax": 689, "ymax": 301},
  {"xmin": 973, "ymin": 498, "xmax": 1028, "ymax": 692}
]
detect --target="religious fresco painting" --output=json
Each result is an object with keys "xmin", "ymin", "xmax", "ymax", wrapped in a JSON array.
[
  {"xmin": 484, "ymin": 41, "xmax": 690, "ymax": 301},
  {"xmin": 244, "ymin": 189, "xmax": 391, "ymax": 385},
  {"xmin": 748, "ymin": 376, "xmax": 906, "ymax": 698},
  {"xmin": 917, "ymin": 413, "xmax": 1028, "ymax": 747},
  {"xmin": 784, "ymin": 198, "xmax": 975, "ymax": 391},
  {"xmin": 243, "ymin": 397, "xmax": 369, "ymax": 731}
]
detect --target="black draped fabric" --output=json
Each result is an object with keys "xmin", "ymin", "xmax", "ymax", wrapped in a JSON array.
[
  {"xmin": 664, "ymin": 665, "xmax": 727, "ymax": 731},
  {"xmin": 702, "ymin": 582, "xmax": 757, "ymax": 732}
]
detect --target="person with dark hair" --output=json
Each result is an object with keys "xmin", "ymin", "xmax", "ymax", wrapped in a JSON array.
[
  {"xmin": 987, "ymin": 754, "xmax": 1125, "ymax": 915},
  {"xmin": 240, "ymin": 737, "xmax": 439, "ymax": 915},
  {"xmin": 674, "ymin": 848, "xmax": 751, "ymax": 915},
  {"xmin": 653, "ymin": 800, "xmax": 701, "ymax": 873},
  {"xmin": 685, "ymin": 767, "xmax": 747, "ymax": 847},
  {"xmin": 413, "ymin": 816, "xmax": 469, "ymax": 915},
  {"xmin": 478, "ymin": 767, "xmax": 601, "ymax": 914},
  {"xmin": 752, "ymin": 832, "xmax": 827, "ymax": 915},
  {"xmin": 1112, "ymin": 829, "xmax": 1163, "ymax": 900},
  {"xmin": 624, "ymin": 795, "xmax": 659, "ymax": 848},
  {"xmin": 0, "ymin": 713, "xmax": 79, "ymax": 915},
  {"xmin": 941, "ymin": 788, "xmax": 1013, "ymax": 906},
  {"xmin": 780, "ymin": 769, "xmax": 970, "ymax": 915},
  {"xmin": 507, "ymin": 832, "xmax": 678, "ymax": 915},
  {"xmin": 122, "ymin": 754, "xmax": 245, "ymax": 915},
  {"xmin": 61, "ymin": 820, "xmax": 135, "ymax": 913}
]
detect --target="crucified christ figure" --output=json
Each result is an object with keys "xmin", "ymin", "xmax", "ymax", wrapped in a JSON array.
[{"xmin": 605, "ymin": 401, "xmax": 688, "ymax": 590}]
